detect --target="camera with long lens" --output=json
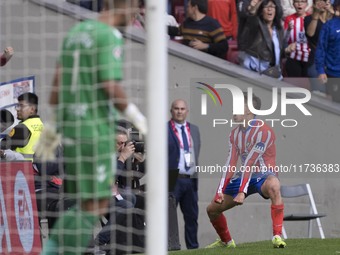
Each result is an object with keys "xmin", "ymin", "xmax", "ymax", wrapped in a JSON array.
[{"xmin": 125, "ymin": 140, "xmax": 145, "ymax": 153}]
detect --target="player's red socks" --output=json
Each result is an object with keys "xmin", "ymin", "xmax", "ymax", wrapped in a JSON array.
[
  {"xmin": 211, "ymin": 213, "xmax": 232, "ymax": 243},
  {"xmin": 271, "ymin": 204, "xmax": 284, "ymax": 236}
]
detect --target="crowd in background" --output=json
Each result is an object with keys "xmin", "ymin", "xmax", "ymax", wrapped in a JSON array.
[
  {"xmin": 166, "ymin": 0, "xmax": 340, "ymax": 102},
  {"xmin": 75, "ymin": 0, "xmax": 340, "ymax": 102}
]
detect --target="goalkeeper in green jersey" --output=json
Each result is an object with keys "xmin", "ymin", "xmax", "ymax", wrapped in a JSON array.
[{"xmin": 42, "ymin": 0, "xmax": 146, "ymax": 254}]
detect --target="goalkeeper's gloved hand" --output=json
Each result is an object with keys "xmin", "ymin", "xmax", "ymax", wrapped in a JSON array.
[
  {"xmin": 123, "ymin": 103, "xmax": 147, "ymax": 135},
  {"xmin": 34, "ymin": 124, "xmax": 61, "ymax": 162}
]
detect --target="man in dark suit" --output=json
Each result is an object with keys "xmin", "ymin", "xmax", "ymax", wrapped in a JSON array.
[{"xmin": 168, "ymin": 99, "xmax": 201, "ymax": 249}]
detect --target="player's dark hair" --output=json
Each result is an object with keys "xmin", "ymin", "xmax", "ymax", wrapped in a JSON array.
[
  {"xmin": 243, "ymin": 91, "xmax": 261, "ymax": 110},
  {"xmin": 190, "ymin": 0, "xmax": 208, "ymax": 14}
]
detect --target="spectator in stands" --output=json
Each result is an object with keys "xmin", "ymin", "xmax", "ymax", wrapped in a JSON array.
[
  {"xmin": 281, "ymin": 0, "xmax": 313, "ymax": 18},
  {"xmin": 168, "ymin": 0, "xmax": 229, "ymax": 59},
  {"xmin": 0, "ymin": 93, "xmax": 43, "ymax": 162},
  {"xmin": 0, "ymin": 109, "xmax": 15, "ymax": 136},
  {"xmin": 132, "ymin": 0, "xmax": 146, "ymax": 29},
  {"xmin": 207, "ymin": 0, "xmax": 238, "ymax": 40},
  {"xmin": 236, "ymin": 0, "xmax": 250, "ymax": 52},
  {"xmin": 304, "ymin": 0, "xmax": 335, "ymax": 94},
  {"xmin": 240, "ymin": 0, "xmax": 285, "ymax": 79},
  {"xmin": 0, "ymin": 109, "xmax": 24, "ymax": 161},
  {"xmin": 237, "ymin": 0, "xmax": 283, "ymax": 51},
  {"xmin": 0, "ymin": 47, "xmax": 14, "ymax": 66},
  {"xmin": 166, "ymin": 13, "xmax": 180, "ymax": 29},
  {"xmin": 315, "ymin": 0, "xmax": 340, "ymax": 102},
  {"xmin": 284, "ymin": 0, "xmax": 311, "ymax": 77},
  {"xmin": 133, "ymin": 0, "xmax": 179, "ymax": 31}
]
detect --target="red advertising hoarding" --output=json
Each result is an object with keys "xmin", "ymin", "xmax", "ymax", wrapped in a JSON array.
[{"xmin": 0, "ymin": 161, "xmax": 41, "ymax": 254}]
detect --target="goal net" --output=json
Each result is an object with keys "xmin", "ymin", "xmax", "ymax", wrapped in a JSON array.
[{"xmin": 0, "ymin": 0, "xmax": 161, "ymax": 254}]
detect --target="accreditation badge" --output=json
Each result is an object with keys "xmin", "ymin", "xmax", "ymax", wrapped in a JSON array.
[{"xmin": 184, "ymin": 152, "xmax": 194, "ymax": 168}]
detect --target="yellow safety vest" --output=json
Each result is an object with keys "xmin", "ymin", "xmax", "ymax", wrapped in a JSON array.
[{"xmin": 15, "ymin": 117, "xmax": 44, "ymax": 161}]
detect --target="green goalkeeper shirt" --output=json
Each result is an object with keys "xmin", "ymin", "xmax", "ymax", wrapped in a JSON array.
[{"xmin": 58, "ymin": 19, "xmax": 123, "ymax": 141}]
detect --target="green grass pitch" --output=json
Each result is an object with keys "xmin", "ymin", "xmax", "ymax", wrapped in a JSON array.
[{"xmin": 168, "ymin": 238, "xmax": 340, "ymax": 255}]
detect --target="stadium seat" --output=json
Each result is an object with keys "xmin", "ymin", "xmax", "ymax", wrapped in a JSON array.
[
  {"xmin": 172, "ymin": 0, "xmax": 186, "ymax": 24},
  {"xmin": 174, "ymin": 7, "xmax": 185, "ymax": 25},
  {"xmin": 280, "ymin": 183, "xmax": 326, "ymax": 239},
  {"xmin": 226, "ymin": 40, "xmax": 240, "ymax": 65}
]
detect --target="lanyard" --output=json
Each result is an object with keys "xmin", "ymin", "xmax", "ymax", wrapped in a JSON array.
[{"xmin": 170, "ymin": 120, "xmax": 192, "ymax": 149}]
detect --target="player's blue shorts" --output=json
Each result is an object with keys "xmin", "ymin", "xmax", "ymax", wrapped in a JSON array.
[{"xmin": 223, "ymin": 172, "xmax": 276, "ymax": 199}]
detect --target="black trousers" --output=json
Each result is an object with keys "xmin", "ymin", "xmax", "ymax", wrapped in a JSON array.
[{"xmin": 285, "ymin": 58, "xmax": 309, "ymax": 77}]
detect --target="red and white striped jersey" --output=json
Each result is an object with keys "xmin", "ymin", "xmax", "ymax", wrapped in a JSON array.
[
  {"xmin": 284, "ymin": 13, "xmax": 310, "ymax": 62},
  {"xmin": 216, "ymin": 119, "xmax": 276, "ymax": 194}
]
